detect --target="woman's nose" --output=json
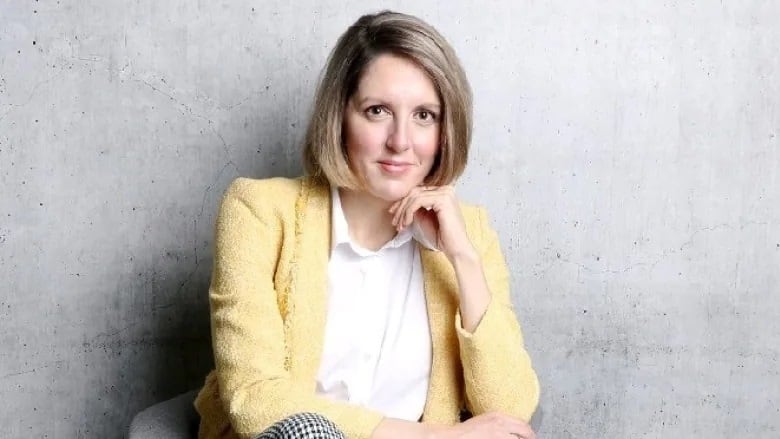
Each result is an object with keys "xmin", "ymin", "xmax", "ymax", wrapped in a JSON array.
[{"xmin": 385, "ymin": 119, "xmax": 411, "ymax": 152}]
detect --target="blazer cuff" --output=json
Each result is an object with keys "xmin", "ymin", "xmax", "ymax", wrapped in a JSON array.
[{"xmin": 454, "ymin": 296, "xmax": 502, "ymax": 345}]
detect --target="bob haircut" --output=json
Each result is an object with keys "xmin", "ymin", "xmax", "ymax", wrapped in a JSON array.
[{"xmin": 302, "ymin": 10, "xmax": 473, "ymax": 189}]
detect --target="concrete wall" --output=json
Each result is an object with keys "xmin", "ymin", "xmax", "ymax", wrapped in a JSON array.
[{"xmin": 1, "ymin": 1, "xmax": 778, "ymax": 437}]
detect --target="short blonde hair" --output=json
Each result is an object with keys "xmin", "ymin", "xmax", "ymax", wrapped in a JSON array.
[{"xmin": 302, "ymin": 10, "xmax": 472, "ymax": 189}]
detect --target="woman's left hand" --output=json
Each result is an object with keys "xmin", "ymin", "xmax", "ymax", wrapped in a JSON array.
[{"xmin": 389, "ymin": 185, "xmax": 477, "ymax": 262}]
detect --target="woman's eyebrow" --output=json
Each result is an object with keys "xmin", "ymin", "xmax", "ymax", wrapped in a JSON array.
[
  {"xmin": 355, "ymin": 96, "xmax": 441, "ymax": 109},
  {"xmin": 354, "ymin": 96, "xmax": 383, "ymax": 106}
]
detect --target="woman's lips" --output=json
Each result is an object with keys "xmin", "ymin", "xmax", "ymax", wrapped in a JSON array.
[{"xmin": 378, "ymin": 161, "xmax": 412, "ymax": 174}]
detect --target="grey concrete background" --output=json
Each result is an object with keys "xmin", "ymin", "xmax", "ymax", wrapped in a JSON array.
[{"xmin": 1, "ymin": 0, "xmax": 778, "ymax": 437}]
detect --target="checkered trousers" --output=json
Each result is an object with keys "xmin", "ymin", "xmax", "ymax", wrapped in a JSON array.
[{"xmin": 253, "ymin": 412, "xmax": 347, "ymax": 439}]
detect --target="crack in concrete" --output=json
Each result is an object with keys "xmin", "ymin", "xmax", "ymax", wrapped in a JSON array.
[
  {"xmin": 90, "ymin": 321, "xmax": 142, "ymax": 341},
  {"xmin": 127, "ymin": 76, "xmax": 240, "ymax": 310},
  {"xmin": 1, "ymin": 360, "xmax": 66, "ymax": 381},
  {"xmin": 0, "ymin": 73, "xmax": 65, "ymax": 124},
  {"xmin": 158, "ymin": 160, "xmax": 235, "ymax": 307},
  {"xmin": 0, "ymin": 369, "xmax": 36, "ymax": 380},
  {"xmin": 132, "ymin": 77, "xmax": 239, "ymax": 172}
]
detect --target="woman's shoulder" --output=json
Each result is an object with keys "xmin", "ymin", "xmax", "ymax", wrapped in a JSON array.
[
  {"xmin": 225, "ymin": 175, "xmax": 303, "ymax": 196},
  {"xmin": 223, "ymin": 175, "xmax": 323, "ymax": 205},
  {"xmin": 216, "ymin": 176, "xmax": 327, "ymax": 225}
]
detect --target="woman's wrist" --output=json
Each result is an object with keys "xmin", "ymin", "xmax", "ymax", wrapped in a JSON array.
[
  {"xmin": 445, "ymin": 243, "xmax": 480, "ymax": 267},
  {"xmin": 448, "ymin": 246, "xmax": 480, "ymax": 269},
  {"xmin": 424, "ymin": 424, "xmax": 451, "ymax": 439},
  {"xmin": 371, "ymin": 418, "xmax": 450, "ymax": 439},
  {"xmin": 447, "ymin": 245, "xmax": 491, "ymax": 333}
]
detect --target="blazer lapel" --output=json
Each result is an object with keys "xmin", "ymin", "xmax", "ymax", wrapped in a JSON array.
[
  {"xmin": 286, "ymin": 177, "xmax": 331, "ymax": 383},
  {"xmin": 420, "ymin": 247, "xmax": 462, "ymax": 423}
]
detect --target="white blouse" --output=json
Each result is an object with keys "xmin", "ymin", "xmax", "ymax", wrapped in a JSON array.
[{"xmin": 315, "ymin": 187, "xmax": 433, "ymax": 421}]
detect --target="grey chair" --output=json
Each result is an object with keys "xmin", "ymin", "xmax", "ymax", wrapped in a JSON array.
[{"xmin": 128, "ymin": 390, "xmax": 200, "ymax": 439}]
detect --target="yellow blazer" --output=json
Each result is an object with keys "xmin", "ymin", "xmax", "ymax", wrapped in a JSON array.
[{"xmin": 194, "ymin": 177, "xmax": 539, "ymax": 439}]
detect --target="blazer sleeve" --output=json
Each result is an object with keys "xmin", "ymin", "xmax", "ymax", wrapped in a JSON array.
[
  {"xmin": 454, "ymin": 207, "xmax": 540, "ymax": 422},
  {"xmin": 209, "ymin": 179, "xmax": 384, "ymax": 439}
]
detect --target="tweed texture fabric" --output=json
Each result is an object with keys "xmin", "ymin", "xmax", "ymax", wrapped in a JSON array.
[{"xmin": 194, "ymin": 177, "xmax": 539, "ymax": 439}]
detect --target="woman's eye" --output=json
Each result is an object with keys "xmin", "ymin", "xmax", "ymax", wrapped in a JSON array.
[
  {"xmin": 366, "ymin": 106, "xmax": 386, "ymax": 116},
  {"xmin": 417, "ymin": 111, "xmax": 437, "ymax": 122}
]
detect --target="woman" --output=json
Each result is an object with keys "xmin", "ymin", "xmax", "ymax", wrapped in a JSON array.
[{"xmin": 195, "ymin": 10, "xmax": 539, "ymax": 439}]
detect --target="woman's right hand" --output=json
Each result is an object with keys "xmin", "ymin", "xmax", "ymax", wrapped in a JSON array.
[{"xmin": 430, "ymin": 412, "xmax": 536, "ymax": 439}]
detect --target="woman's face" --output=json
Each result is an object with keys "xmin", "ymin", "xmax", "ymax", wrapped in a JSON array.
[{"xmin": 343, "ymin": 54, "xmax": 441, "ymax": 202}]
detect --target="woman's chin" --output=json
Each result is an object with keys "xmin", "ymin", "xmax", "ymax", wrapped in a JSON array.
[{"xmin": 366, "ymin": 183, "xmax": 415, "ymax": 202}]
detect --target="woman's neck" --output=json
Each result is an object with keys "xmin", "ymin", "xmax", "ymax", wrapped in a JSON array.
[{"xmin": 338, "ymin": 188, "xmax": 398, "ymax": 251}]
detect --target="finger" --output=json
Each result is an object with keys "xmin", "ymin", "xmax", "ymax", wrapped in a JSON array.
[
  {"xmin": 395, "ymin": 186, "xmax": 447, "ymax": 229},
  {"xmin": 391, "ymin": 189, "xmax": 415, "ymax": 226},
  {"xmin": 388, "ymin": 200, "xmax": 402, "ymax": 215},
  {"xmin": 393, "ymin": 187, "xmax": 423, "ymax": 228},
  {"xmin": 402, "ymin": 192, "xmax": 440, "ymax": 228},
  {"xmin": 488, "ymin": 414, "xmax": 534, "ymax": 437},
  {"xmin": 503, "ymin": 421, "xmax": 535, "ymax": 439},
  {"xmin": 392, "ymin": 196, "xmax": 407, "ymax": 228},
  {"xmin": 392, "ymin": 198, "xmax": 406, "ymax": 227},
  {"xmin": 404, "ymin": 187, "xmax": 458, "ymax": 227}
]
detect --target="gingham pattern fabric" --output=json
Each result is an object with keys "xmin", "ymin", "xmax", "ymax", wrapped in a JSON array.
[{"xmin": 254, "ymin": 412, "xmax": 346, "ymax": 439}]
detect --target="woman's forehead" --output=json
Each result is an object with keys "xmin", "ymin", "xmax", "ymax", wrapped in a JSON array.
[{"xmin": 353, "ymin": 55, "xmax": 440, "ymax": 105}]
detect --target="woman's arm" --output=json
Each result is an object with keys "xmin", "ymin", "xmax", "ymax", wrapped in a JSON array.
[
  {"xmin": 390, "ymin": 188, "xmax": 539, "ymax": 422},
  {"xmin": 453, "ymin": 207, "xmax": 539, "ymax": 421},
  {"xmin": 370, "ymin": 418, "xmax": 434, "ymax": 439}
]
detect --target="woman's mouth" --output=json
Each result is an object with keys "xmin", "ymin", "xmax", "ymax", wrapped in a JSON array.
[{"xmin": 378, "ymin": 161, "xmax": 413, "ymax": 174}]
